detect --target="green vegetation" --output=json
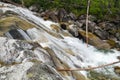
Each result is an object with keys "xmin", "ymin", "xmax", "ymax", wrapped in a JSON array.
[
  {"xmin": 12, "ymin": 0, "xmax": 21, "ymax": 4},
  {"xmin": 11, "ymin": 0, "xmax": 120, "ymax": 19}
]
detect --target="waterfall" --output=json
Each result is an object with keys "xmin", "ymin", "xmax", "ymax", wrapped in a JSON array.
[{"xmin": 0, "ymin": 2, "xmax": 120, "ymax": 79}]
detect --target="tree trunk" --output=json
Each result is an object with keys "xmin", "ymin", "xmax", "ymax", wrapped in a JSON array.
[{"xmin": 86, "ymin": 0, "xmax": 90, "ymax": 47}]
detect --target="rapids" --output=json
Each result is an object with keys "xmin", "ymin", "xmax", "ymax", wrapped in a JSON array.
[{"xmin": 0, "ymin": 2, "xmax": 120, "ymax": 80}]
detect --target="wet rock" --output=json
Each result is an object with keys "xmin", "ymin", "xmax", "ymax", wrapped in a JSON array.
[
  {"xmin": 29, "ymin": 5, "xmax": 39, "ymax": 12},
  {"xmin": 78, "ymin": 20, "xmax": 98, "ymax": 33},
  {"xmin": 74, "ymin": 21, "xmax": 83, "ymax": 28},
  {"xmin": 0, "ymin": 37, "xmax": 51, "ymax": 65},
  {"xmin": 4, "ymin": 10, "xmax": 18, "ymax": 16},
  {"xmin": 115, "ymin": 32, "xmax": 120, "ymax": 41},
  {"xmin": 88, "ymin": 15, "xmax": 97, "ymax": 22},
  {"xmin": 109, "ymin": 35, "xmax": 118, "ymax": 41},
  {"xmin": 114, "ymin": 66, "xmax": 120, "ymax": 75},
  {"xmin": 50, "ymin": 24, "xmax": 60, "ymax": 32},
  {"xmin": 40, "ymin": 11, "xmax": 50, "ymax": 20},
  {"xmin": 116, "ymin": 42, "xmax": 120, "ymax": 50},
  {"xmin": 106, "ymin": 39, "xmax": 116, "ymax": 48},
  {"xmin": 48, "ymin": 11, "xmax": 59, "ymax": 22},
  {"xmin": 57, "ymin": 8, "xmax": 68, "ymax": 22},
  {"xmin": 94, "ymin": 29, "xmax": 109, "ymax": 40},
  {"xmin": 77, "ymin": 15, "xmax": 86, "ymax": 20},
  {"xmin": 5, "ymin": 29, "xmax": 31, "ymax": 40},
  {"xmin": 40, "ymin": 10, "xmax": 58, "ymax": 22},
  {"xmin": 98, "ymin": 22, "xmax": 117, "ymax": 31},
  {"xmin": 61, "ymin": 15, "xmax": 72, "ymax": 22},
  {"xmin": 78, "ymin": 30, "xmax": 111, "ymax": 49},
  {"xmin": 77, "ymin": 15, "xmax": 97, "ymax": 22},
  {"xmin": 88, "ymin": 21, "xmax": 97, "ymax": 33},
  {"xmin": 68, "ymin": 24, "xmax": 79, "ymax": 37},
  {"xmin": 60, "ymin": 22, "xmax": 68, "ymax": 30},
  {"xmin": 69, "ymin": 12, "xmax": 77, "ymax": 20},
  {"xmin": 0, "ymin": 9, "xmax": 3, "ymax": 15},
  {"xmin": 117, "ymin": 56, "xmax": 120, "ymax": 60},
  {"xmin": 26, "ymin": 63, "xmax": 64, "ymax": 80},
  {"xmin": 7, "ymin": 29, "xmax": 24, "ymax": 40},
  {"xmin": 0, "ymin": 16, "xmax": 35, "ymax": 36},
  {"xmin": 0, "ymin": 38, "xmax": 28, "ymax": 64}
]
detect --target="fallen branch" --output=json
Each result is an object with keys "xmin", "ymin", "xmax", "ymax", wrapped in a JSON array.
[{"xmin": 57, "ymin": 61, "xmax": 120, "ymax": 71}]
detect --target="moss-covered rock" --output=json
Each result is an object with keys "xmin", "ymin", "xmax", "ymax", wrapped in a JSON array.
[
  {"xmin": 0, "ymin": 15, "xmax": 35, "ymax": 36},
  {"xmin": 50, "ymin": 24, "xmax": 60, "ymax": 32},
  {"xmin": 88, "ymin": 70, "xmax": 120, "ymax": 80},
  {"xmin": 106, "ymin": 39, "xmax": 116, "ymax": 48},
  {"xmin": 114, "ymin": 66, "xmax": 120, "ymax": 75},
  {"xmin": 78, "ymin": 29, "xmax": 111, "ymax": 49}
]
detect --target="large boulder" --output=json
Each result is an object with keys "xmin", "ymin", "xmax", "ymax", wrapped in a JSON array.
[
  {"xmin": 74, "ymin": 21, "xmax": 83, "ymax": 28},
  {"xmin": 98, "ymin": 22, "xmax": 120, "ymax": 41},
  {"xmin": 40, "ymin": 10, "xmax": 59, "ymax": 22},
  {"xmin": 57, "ymin": 8, "xmax": 68, "ymax": 22},
  {"xmin": 94, "ymin": 29, "xmax": 109, "ymax": 40},
  {"xmin": 69, "ymin": 12, "xmax": 77, "ymax": 20},
  {"xmin": 114, "ymin": 66, "xmax": 120, "ymax": 76},
  {"xmin": 98, "ymin": 22, "xmax": 117, "ymax": 35},
  {"xmin": 68, "ymin": 24, "xmax": 79, "ymax": 37},
  {"xmin": 48, "ymin": 11, "xmax": 59, "ymax": 22},
  {"xmin": 78, "ymin": 29, "xmax": 111, "ymax": 49}
]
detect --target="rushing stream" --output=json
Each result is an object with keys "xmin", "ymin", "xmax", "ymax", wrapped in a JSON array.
[{"xmin": 0, "ymin": 2, "xmax": 120, "ymax": 80}]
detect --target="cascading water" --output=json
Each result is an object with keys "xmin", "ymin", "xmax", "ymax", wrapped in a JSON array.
[{"xmin": 0, "ymin": 2, "xmax": 120, "ymax": 80}]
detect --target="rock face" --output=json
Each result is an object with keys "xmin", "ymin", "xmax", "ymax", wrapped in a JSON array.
[
  {"xmin": 0, "ymin": 36, "xmax": 87, "ymax": 80},
  {"xmin": 0, "ymin": 15, "xmax": 35, "ymax": 36}
]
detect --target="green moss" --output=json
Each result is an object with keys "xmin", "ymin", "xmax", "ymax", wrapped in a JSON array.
[
  {"xmin": 0, "ymin": 60, "xmax": 21, "ymax": 67},
  {"xmin": 107, "ymin": 39, "xmax": 116, "ymax": 48},
  {"xmin": 30, "ymin": 59, "xmax": 41, "ymax": 63},
  {"xmin": 0, "ymin": 16, "xmax": 35, "ymax": 36},
  {"xmin": 27, "ymin": 73, "xmax": 34, "ymax": 78}
]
